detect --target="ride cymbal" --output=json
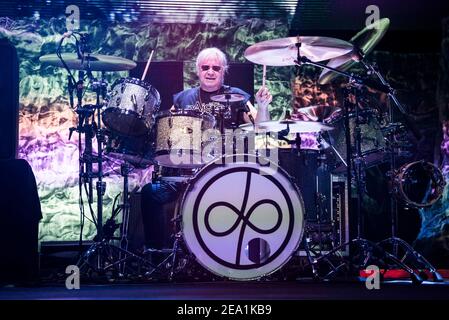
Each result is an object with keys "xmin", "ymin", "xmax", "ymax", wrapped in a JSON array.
[{"xmin": 244, "ymin": 36, "xmax": 354, "ymax": 66}]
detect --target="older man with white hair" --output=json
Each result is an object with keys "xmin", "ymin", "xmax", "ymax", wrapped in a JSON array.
[
  {"xmin": 140, "ymin": 48, "xmax": 272, "ymax": 255},
  {"xmin": 173, "ymin": 47, "xmax": 271, "ymax": 126}
]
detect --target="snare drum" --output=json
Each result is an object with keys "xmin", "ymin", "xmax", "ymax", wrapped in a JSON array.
[
  {"xmin": 154, "ymin": 110, "xmax": 216, "ymax": 168},
  {"xmin": 102, "ymin": 77, "xmax": 161, "ymax": 136},
  {"xmin": 177, "ymin": 154, "xmax": 305, "ymax": 280}
]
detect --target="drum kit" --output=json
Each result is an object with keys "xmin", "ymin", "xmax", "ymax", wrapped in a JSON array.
[{"xmin": 40, "ymin": 21, "xmax": 445, "ymax": 282}]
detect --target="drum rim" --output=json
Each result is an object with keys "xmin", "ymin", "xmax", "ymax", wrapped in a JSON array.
[
  {"xmin": 153, "ymin": 149, "xmax": 208, "ymax": 168},
  {"xmin": 177, "ymin": 153, "xmax": 305, "ymax": 280},
  {"xmin": 395, "ymin": 160, "xmax": 446, "ymax": 208},
  {"xmin": 155, "ymin": 109, "xmax": 215, "ymax": 122},
  {"xmin": 111, "ymin": 76, "xmax": 153, "ymax": 89},
  {"xmin": 109, "ymin": 77, "xmax": 162, "ymax": 107},
  {"xmin": 326, "ymin": 108, "xmax": 381, "ymax": 125}
]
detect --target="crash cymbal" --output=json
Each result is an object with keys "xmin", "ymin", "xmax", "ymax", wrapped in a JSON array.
[
  {"xmin": 244, "ymin": 36, "xmax": 354, "ymax": 66},
  {"xmin": 211, "ymin": 93, "xmax": 246, "ymax": 103},
  {"xmin": 318, "ymin": 18, "xmax": 390, "ymax": 84},
  {"xmin": 293, "ymin": 105, "xmax": 342, "ymax": 122},
  {"xmin": 39, "ymin": 53, "xmax": 137, "ymax": 71},
  {"xmin": 240, "ymin": 119, "xmax": 334, "ymax": 133}
]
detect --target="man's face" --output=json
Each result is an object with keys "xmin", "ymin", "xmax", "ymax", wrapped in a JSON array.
[{"xmin": 198, "ymin": 55, "xmax": 224, "ymax": 92}]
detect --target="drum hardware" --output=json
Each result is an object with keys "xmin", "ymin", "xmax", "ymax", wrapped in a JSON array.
[
  {"xmin": 211, "ymin": 90, "xmax": 250, "ymax": 132},
  {"xmin": 361, "ymin": 60, "xmax": 443, "ymax": 281},
  {"xmin": 104, "ymin": 161, "xmax": 161, "ymax": 276},
  {"xmin": 273, "ymin": 38, "xmax": 429, "ymax": 282},
  {"xmin": 47, "ymin": 32, "xmax": 156, "ymax": 279},
  {"xmin": 302, "ymin": 82, "xmax": 425, "ymax": 283}
]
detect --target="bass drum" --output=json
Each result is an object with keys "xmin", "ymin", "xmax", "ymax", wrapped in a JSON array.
[
  {"xmin": 393, "ymin": 160, "xmax": 446, "ymax": 208},
  {"xmin": 177, "ymin": 154, "xmax": 305, "ymax": 280}
]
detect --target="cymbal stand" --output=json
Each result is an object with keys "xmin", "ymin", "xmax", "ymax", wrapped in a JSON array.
[
  {"xmin": 294, "ymin": 53, "xmax": 425, "ymax": 283},
  {"xmin": 364, "ymin": 62, "xmax": 444, "ymax": 282},
  {"xmin": 77, "ymin": 82, "xmax": 158, "ymax": 279}
]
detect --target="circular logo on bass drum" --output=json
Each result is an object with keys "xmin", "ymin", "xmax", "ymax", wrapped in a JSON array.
[{"xmin": 181, "ymin": 160, "xmax": 304, "ymax": 280}]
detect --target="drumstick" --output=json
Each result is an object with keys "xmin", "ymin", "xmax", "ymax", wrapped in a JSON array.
[
  {"xmin": 262, "ymin": 65, "xmax": 266, "ymax": 88},
  {"xmin": 141, "ymin": 49, "xmax": 154, "ymax": 81}
]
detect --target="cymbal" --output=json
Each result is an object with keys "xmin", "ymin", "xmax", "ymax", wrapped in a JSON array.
[
  {"xmin": 244, "ymin": 36, "xmax": 354, "ymax": 66},
  {"xmin": 211, "ymin": 93, "xmax": 246, "ymax": 103},
  {"xmin": 240, "ymin": 119, "xmax": 334, "ymax": 133},
  {"xmin": 318, "ymin": 18, "xmax": 390, "ymax": 84},
  {"xmin": 39, "ymin": 53, "xmax": 137, "ymax": 71},
  {"xmin": 293, "ymin": 105, "xmax": 342, "ymax": 122}
]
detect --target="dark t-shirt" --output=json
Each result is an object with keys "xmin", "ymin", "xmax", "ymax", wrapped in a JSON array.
[{"xmin": 173, "ymin": 85, "xmax": 251, "ymax": 129}]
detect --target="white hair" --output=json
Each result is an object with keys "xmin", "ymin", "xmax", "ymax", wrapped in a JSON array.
[{"xmin": 195, "ymin": 47, "xmax": 229, "ymax": 76}]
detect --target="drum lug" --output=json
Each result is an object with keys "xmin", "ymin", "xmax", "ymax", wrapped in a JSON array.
[
  {"xmin": 182, "ymin": 127, "xmax": 193, "ymax": 134},
  {"xmin": 138, "ymin": 105, "xmax": 145, "ymax": 116}
]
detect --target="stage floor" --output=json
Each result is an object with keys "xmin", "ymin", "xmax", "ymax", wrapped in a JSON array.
[{"xmin": 1, "ymin": 280, "xmax": 449, "ymax": 300}]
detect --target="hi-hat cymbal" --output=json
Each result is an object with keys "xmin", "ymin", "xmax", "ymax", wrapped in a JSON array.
[
  {"xmin": 211, "ymin": 93, "xmax": 246, "ymax": 103},
  {"xmin": 39, "ymin": 53, "xmax": 137, "ymax": 71},
  {"xmin": 293, "ymin": 105, "xmax": 342, "ymax": 122},
  {"xmin": 318, "ymin": 18, "xmax": 390, "ymax": 85},
  {"xmin": 240, "ymin": 119, "xmax": 334, "ymax": 133},
  {"xmin": 244, "ymin": 36, "xmax": 354, "ymax": 66}
]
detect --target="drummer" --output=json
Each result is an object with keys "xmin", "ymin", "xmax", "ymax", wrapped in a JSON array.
[
  {"xmin": 173, "ymin": 47, "xmax": 271, "ymax": 126},
  {"xmin": 141, "ymin": 47, "xmax": 272, "ymax": 253}
]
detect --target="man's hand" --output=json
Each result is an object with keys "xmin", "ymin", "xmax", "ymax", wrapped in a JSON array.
[{"xmin": 255, "ymin": 86, "xmax": 272, "ymax": 109}]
